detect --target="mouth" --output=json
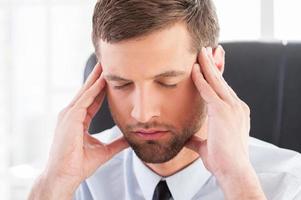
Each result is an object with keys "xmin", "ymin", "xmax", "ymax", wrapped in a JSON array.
[{"xmin": 133, "ymin": 129, "xmax": 169, "ymax": 140}]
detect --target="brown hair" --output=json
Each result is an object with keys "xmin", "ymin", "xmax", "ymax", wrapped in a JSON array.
[{"xmin": 92, "ymin": 0, "xmax": 219, "ymax": 56}]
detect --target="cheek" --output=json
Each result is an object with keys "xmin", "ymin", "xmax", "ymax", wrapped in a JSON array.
[
  {"xmin": 161, "ymin": 79, "xmax": 201, "ymax": 120},
  {"xmin": 106, "ymin": 87, "xmax": 131, "ymax": 120}
]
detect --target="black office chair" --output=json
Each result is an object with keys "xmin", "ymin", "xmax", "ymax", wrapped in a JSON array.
[{"xmin": 84, "ymin": 41, "xmax": 301, "ymax": 153}]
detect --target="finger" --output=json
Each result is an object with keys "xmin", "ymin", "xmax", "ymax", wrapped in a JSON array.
[
  {"xmin": 83, "ymin": 133, "xmax": 129, "ymax": 155},
  {"xmin": 198, "ymin": 47, "xmax": 233, "ymax": 103},
  {"xmin": 192, "ymin": 63, "xmax": 220, "ymax": 104},
  {"xmin": 212, "ymin": 45, "xmax": 225, "ymax": 74},
  {"xmin": 205, "ymin": 47, "xmax": 233, "ymax": 102},
  {"xmin": 83, "ymin": 91, "xmax": 106, "ymax": 131},
  {"xmin": 83, "ymin": 131, "xmax": 103, "ymax": 148},
  {"xmin": 74, "ymin": 74, "xmax": 106, "ymax": 109},
  {"xmin": 206, "ymin": 47, "xmax": 240, "ymax": 102},
  {"xmin": 206, "ymin": 47, "xmax": 217, "ymax": 69},
  {"xmin": 185, "ymin": 135, "xmax": 207, "ymax": 158},
  {"xmin": 226, "ymin": 83, "xmax": 240, "ymax": 102},
  {"xmin": 69, "ymin": 63, "xmax": 102, "ymax": 107},
  {"xmin": 105, "ymin": 136, "xmax": 130, "ymax": 158}
]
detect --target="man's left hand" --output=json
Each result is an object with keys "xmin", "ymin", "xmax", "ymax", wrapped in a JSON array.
[{"xmin": 186, "ymin": 46, "xmax": 266, "ymax": 200}]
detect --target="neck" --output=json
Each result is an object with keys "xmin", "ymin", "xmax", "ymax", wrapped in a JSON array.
[{"xmin": 145, "ymin": 120, "xmax": 207, "ymax": 177}]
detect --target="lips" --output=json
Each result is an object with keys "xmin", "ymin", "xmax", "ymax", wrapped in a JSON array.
[
  {"xmin": 134, "ymin": 129, "xmax": 168, "ymax": 134},
  {"xmin": 133, "ymin": 129, "xmax": 169, "ymax": 140}
]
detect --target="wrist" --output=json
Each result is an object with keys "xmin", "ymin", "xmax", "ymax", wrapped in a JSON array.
[
  {"xmin": 28, "ymin": 170, "xmax": 79, "ymax": 200},
  {"xmin": 215, "ymin": 163, "xmax": 266, "ymax": 200}
]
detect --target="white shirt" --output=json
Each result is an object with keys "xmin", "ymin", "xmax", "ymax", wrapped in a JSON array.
[{"xmin": 73, "ymin": 126, "xmax": 301, "ymax": 200}]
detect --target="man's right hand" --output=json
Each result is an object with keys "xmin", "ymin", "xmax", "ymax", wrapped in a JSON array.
[{"xmin": 28, "ymin": 63, "xmax": 129, "ymax": 200}]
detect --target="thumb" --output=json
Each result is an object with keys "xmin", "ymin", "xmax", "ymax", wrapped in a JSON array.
[
  {"xmin": 83, "ymin": 133, "xmax": 129, "ymax": 163},
  {"xmin": 105, "ymin": 136, "xmax": 130, "ymax": 158},
  {"xmin": 185, "ymin": 135, "xmax": 207, "ymax": 158}
]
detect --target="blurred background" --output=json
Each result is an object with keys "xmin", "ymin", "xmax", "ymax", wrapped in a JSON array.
[{"xmin": 1, "ymin": 0, "xmax": 301, "ymax": 199}]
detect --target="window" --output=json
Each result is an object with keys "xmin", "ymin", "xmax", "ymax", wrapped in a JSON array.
[
  {"xmin": 274, "ymin": 0, "xmax": 301, "ymax": 40},
  {"xmin": 215, "ymin": 0, "xmax": 261, "ymax": 41},
  {"xmin": 0, "ymin": 1, "xmax": 95, "ymax": 199}
]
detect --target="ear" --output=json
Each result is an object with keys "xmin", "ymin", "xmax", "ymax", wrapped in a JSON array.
[{"xmin": 212, "ymin": 45, "xmax": 225, "ymax": 74}]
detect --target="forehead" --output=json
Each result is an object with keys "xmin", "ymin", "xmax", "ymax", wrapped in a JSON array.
[{"xmin": 99, "ymin": 23, "xmax": 196, "ymax": 79}]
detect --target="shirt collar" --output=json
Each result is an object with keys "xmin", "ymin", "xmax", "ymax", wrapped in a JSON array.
[
  {"xmin": 133, "ymin": 151, "xmax": 212, "ymax": 200},
  {"xmin": 133, "ymin": 152, "xmax": 162, "ymax": 200}
]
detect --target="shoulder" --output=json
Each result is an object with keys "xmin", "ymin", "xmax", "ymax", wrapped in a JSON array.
[
  {"xmin": 249, "ymin": 137, "xmax": 301, "ymax": 199},
  {"xmin": 249, "ymin": 137, "xmax": 301, "ymax": 177}
]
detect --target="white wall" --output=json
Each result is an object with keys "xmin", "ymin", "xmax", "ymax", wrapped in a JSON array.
[{"xmin": 0, "ymin": 1, "xmax": 95, "ymax": 199}]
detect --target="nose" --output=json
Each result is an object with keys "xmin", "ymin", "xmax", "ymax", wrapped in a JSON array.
[{"xmin": 130, "ymin": 87, "xmax": 160, "ymax": 123}]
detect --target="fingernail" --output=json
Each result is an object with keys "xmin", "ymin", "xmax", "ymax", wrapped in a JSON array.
[
  {"xmin": 206, "ymin": 47, "xmax": 212, "ymax": 56},
  {"xmin": 202, "ymin": 47, "xmax": 208, "ymax": 57}
]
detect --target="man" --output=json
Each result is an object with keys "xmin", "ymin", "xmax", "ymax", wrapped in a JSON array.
[{"xmin": 29, "ymin": 0, "xmax": 301, "ymax": 199}]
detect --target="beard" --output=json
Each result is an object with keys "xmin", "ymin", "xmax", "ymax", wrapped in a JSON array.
[{"xmin": 108, "ymin": 98, "xmax": 206, "ymax": 164}]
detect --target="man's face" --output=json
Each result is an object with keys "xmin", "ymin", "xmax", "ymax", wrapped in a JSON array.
[{"xmin": 100, "ymin": 23, "xmax": 206, "ymax": 163}]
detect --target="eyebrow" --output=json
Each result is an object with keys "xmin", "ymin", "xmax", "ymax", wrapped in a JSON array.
[{"xmin": 105, "ymin": 70, "xmax": 186, "ymax": 82}]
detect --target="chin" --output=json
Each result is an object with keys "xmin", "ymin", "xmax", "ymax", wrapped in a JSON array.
[{"xmin": 128, "ymin": 139, "xmax": 185, "ymax": 163}]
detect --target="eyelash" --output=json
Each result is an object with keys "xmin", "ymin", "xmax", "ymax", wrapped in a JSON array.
[
  {"xmin": 113, "ymin": 82, "xmax": 177, "ymax": 90},
  {"xmin": 113, "ymin": 83, "xmax": 131, "ymax": 90}
]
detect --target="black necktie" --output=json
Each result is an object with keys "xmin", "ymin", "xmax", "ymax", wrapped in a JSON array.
[{"xmin": 152, "ymin": 180, "xmax": 172, "ymax": 200}]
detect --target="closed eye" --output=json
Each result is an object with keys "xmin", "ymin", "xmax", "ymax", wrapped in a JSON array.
[
  {"xmin": 113, "ymin": 82, "xmax": 178, "ymax": 90},
  {"xmin": 157, "ymin": 82, "xmax": 178, "ymax": 88},
  {"xmin": 113, "ymin": 82, "xmax": 132, "ymax": 89}
]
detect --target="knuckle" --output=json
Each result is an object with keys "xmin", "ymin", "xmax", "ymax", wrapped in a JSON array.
[
  {"xmin": 67, "ymin": 107, "xmax": 87, "ymax": 121},
  {"xmin": 229, "ymin": 99, "xmax": 240, "ymax": 109},
  {"xmin": 227, "ymin": 100, "xmax": 245, "ymax": 117},
  {"xmin": 240, "ymin": 101, "xmax": 251, "ymax": 115},
  {"xmin": 212, "ymin": 101, "xmax": 227, "ymax": 112}
]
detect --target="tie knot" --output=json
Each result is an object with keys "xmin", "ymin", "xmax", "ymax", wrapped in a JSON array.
[{"xmin": 152, "ymin": 180, "xmax": 172, "ymax": 200}]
